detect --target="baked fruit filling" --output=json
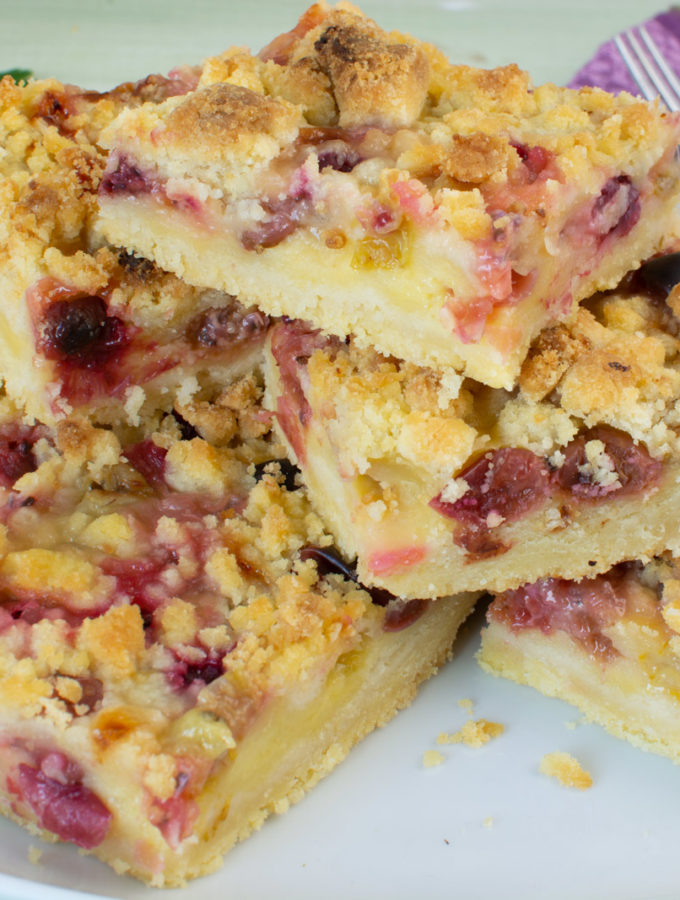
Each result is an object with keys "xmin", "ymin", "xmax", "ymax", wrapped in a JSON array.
[
  {"xmin": 96, "ymin": 3, "xmax": 680, "ymax": 387},
  {"xmin": 429, "ymin": 424, "xmax": 662, "ymax": 557},
  {"xmin": 24, "ymin": 253, "xmax": 269, "ymax": 424},
  {"xmin": 0, "ymin": 70, "xmax": 268, "ymax": 427},
  {"xmin": 479, "ymin": 556, "xmax": 680, "ymax": 764},
  {"xmin": 0, "ymin": 394, "xmax": 476, "ymax": 885},
  {"xmin": 488, "ymin": 566, "xmax": 637, "ymax": 663},
  {"xmin": 264, "ymin": 254, "xmax": 680, "ymax": 597}
]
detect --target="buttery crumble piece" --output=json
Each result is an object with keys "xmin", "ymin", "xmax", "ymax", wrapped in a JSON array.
[
  {"xmin": 538, "ymin": 752, "xmax": 593, "ymax": 790},
  {"xmin": 27, "ymin": 845, "xmax": 43, "ymax": 866},
  {"xmin": 436, "ymin": 719, "xmax": 505, "ymax": 748}
]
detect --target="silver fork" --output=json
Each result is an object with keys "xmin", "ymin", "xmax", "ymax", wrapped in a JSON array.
[{"xmin": 614, "ymin": 25, "xmax": 680, "ymax": 111}]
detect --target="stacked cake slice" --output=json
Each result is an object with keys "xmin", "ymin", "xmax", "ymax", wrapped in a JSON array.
[
  {"xmin": 3, "ymin": 0, "xmax": 680, "ymax": 888},
  {"xmin": 0, "ymin": 399, "xmax": 476, "ymax": 886},
  {"xmin": 96, "ymin": 2, "xmax": 680, "ymax": 388},
  {"xmin": 0, "ymin": 30, "xmax": 478, "ymax": 887},
  {"xmin": 94, "ymin": 8, "xmax": 680, "ymax": 582},
  {"xmin": 0, "ymin": 73, "xmax": 268, "ymax": 427},
  {"xmin": 479, "ymin": 555, "xmax": 680, "ymax": 764},
  {"xmin": 262, "ymin": 278, "xmax": 680, "ymax": 597},
  {"xmin": 476, "ymin": 260, "xmax": 680, "ymax": 766}
]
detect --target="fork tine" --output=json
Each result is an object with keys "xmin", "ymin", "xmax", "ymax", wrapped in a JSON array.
[
  {"xmin": 638, "ymin": 25, "xmax": 680, "ymax": 111},
  {"xmin": 625, "ymin": 28, "xmax": 680, "ymax": 111},
  {"xmin": 614, "ymin": 33, "xmax": 658, "ymax": 102}
]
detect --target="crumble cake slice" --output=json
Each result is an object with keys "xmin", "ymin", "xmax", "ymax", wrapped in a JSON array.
[
  {"xmin": 479, "ymin": 555, "xmax": 680, "ymax": 766},
  {"xmin": 0, "ymin": 394, "xmax": 476, "ymax": 886},
  {"xmin": 96, "ymin": 2, "xmax": 680, "ymax": 389},
  {"xmin": 0, "ymin": 72, "xmax": 267, "ymax": 427},
  {"xmin": 264, "ymin": 253, "xmax": 680, "ymax": 598}
]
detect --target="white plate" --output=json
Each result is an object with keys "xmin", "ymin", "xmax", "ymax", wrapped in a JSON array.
[{"xmin": 0, "ymin": 2, "xmax": 678, "ymax": 898}]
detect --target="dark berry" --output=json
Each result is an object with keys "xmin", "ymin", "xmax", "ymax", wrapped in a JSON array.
[
  {"xmin": 100, "ymin": 156, "xmax": 151, "ymax": 196},
  {"xmin": 172, "ymin": 411, "xmax": 199, "ymax": 441},
  {"xmin": 169, "ymin": 651, "xmax": 227, "ymax": 690},
  {"xmin": 317, "ymin": 145, "xmax": 361, "ymax": 173},
  {"xmin": 41, "ymin": 296, "xmax": 128, "ymax": 366},
  {"xmin": 0, "ymin": 435, "xmax": 36, "ymax": 487},
  {"xmin": 182, "ymin": 658, "xmax": 223, "ymax": 685},
  {"xmin": 553, "ymin": 425, "xmax": 662, "ymax": 499},
  {"xmin": 43, "ymin": 296, "xmax": 106, "ymax": 357},
  {"xmin": 117, "ymin": 250, "xmax": 155, "ymax": 280},
  {"xmin": 638, "ymin": 252, "xmax": 680, "ymax": 297},
  {"xmin": 510, "ymin": 142, "xmax": 552, "ymax": 182},
  {"xmin": 12, "ymin": 762, "xmax": 112, "ymax": 849},
  {"xmin": 299, "ymin": 545, "xmax": 358, "ymax": 581},
  {"xmin": 187, "ymin": 305, "xmax": 269, "ymax": 348},
  {"xmin": 253, "ymin": 458, "xmax": 300, "ymax": 492},
  {"xmin": 431, "ymin": 448, "xmax": 552, "ymax": 530}
]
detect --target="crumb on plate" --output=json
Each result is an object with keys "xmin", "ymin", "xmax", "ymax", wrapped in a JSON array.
[
  {"xmin": 539, "ymin": 751, "xmax": 593, "ymax": 790},
  {"xmin": 437, "ymin": 719, "xmax": 505, "ymax": 748},
  {"xmin": 423, "ymin": 749, "xmax": 445, "ymax": 768}
]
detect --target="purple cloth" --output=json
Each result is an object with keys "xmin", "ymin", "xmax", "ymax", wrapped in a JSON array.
[{"xmin": 569, "ymin": 8, "xmax": 680, "ymax": 94}]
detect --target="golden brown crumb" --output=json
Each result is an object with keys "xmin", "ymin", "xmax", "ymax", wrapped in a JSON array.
[
  {"xmin": 444, "ymin": 132, "xmax": 510, "ymax": 184},
  {"xmin": 264, "ymin": 56, "xmax": 336, "ymax": 127},
  {"xmin": 176, "ymin": 375, "xmax": 270, "ymax": 446},
  {"xmin": 437, "ymin": 719, "xmax": 504, "ymax": 748},
  {"xmin": 312, "ymin": 15, "xmax": 430, "ymax": 128},
  {"xmin": 519, "ymin": 318, "xmax": 592, "ymax": 401},
  {"xmin": 165, "ymin": 83, "xmax": 301, "ymax": 158},
  {"xmin": 539, "ymin": 751, "xmax": 593, "ymax": 790}
]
